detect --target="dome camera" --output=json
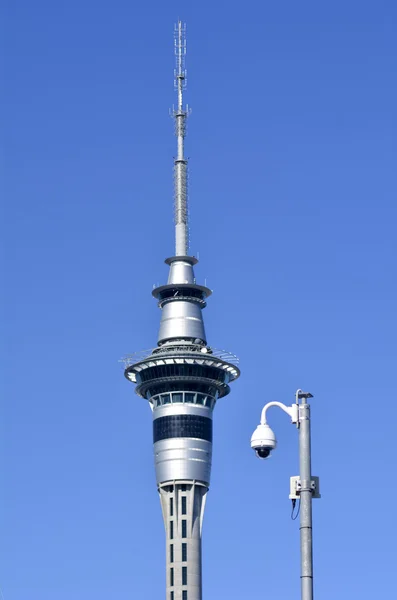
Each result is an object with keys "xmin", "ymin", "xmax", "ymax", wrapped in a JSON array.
[{"xmin": 250, "ymin": 423, "xmax": 277, "ymax": 459}]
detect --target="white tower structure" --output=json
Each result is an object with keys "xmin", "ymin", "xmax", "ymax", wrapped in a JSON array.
[{"xmin": 123, "ymin": 22, "xmax": 240, "ymax": 600}]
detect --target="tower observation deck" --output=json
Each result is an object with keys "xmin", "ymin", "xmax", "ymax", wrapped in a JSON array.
[{"xmin": 123, "ymin": 22, "xmax": 240, "ymax": 600}]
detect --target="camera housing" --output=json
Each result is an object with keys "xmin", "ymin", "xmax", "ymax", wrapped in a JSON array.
[{"xmin": 250, "ymin": 423, "xmax": 277, "ymax": 459}]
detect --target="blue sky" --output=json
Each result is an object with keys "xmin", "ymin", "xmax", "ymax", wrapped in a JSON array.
[{"xmin": 2, "ymin": 1, "xmax": 397, "ymax": 598}]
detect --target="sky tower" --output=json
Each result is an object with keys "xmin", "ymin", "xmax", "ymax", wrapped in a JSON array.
[{"xmin": 123, "ymin": 22, "xmax": 240, "ymax": 600}]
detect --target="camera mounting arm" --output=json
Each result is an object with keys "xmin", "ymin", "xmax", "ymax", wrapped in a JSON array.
[{"xmin": 260, "ymin": 401, "xmax": 298, "ymax": 426}]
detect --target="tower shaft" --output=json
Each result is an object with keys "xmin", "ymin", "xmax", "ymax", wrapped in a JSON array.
[
  {"xmin": 160, "ymin": 482, "xmax": 207, "ymax": 600},
  {"xmin": 124, "ymin": 21, "xmax": 240, "ymax": 600}
]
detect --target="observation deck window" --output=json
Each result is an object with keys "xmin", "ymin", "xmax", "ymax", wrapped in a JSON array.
[
  {"xmin": 149, "ymin": 384, "xmax": 220, "ymax": 400},
  {"xmin": 139, "ymin": 363, "xmax": 228, "ymax": 383},
  {"xmin": 153, "ymin": 391, "xmax": 216, "ymax": 408}
]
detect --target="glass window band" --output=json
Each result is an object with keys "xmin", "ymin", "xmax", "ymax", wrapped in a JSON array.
[{"xmin": 153, "ymin": 415, "xmax": 212, "ymax": 443}]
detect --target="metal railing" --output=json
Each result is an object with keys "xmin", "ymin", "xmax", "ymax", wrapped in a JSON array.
[{"xmin": 121, "ymin": 345, "xmax": 239, "ymax": 369}]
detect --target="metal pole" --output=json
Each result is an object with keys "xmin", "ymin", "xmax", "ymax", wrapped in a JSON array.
[{"xmin": 298, "ymin": 399, "xmax": 314, "ymax": 600}]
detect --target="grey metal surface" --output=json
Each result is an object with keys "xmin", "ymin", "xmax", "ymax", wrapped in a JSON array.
[
  {"xmin": 154, "ymin": 437, "xmax": 212, "ymax": 486},
  {"xmin": 167, "ymin": 258, "xmax": 196, "ymax": 284},
  {"xmin": 158, "ymin": 300, "xmax": 206, "ymax": 344},
  {"xmin": 165, "ymin": 255, "xmax": 198, "ymax": 266},
  {"xmin": 153, "ymin": 404, "xmax": 213, "ymax": 485},
  {"xmin": 299, "ymin": 401, "xmax": 314, "ymax": 600},
  {"xmin": 153, "ymin": 404, "xmax": 214, "ymax": 418}
]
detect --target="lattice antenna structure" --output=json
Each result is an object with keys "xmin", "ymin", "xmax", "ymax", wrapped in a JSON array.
[
  {"xmin": 174, "ymin": 20, "xmax": 187, "ymax": 93},
  {"xmin": 173, "ymin": 21, "xmax": 189, "ymax": 256}
]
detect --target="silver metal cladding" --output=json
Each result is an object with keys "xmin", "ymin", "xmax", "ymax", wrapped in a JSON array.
[
  {"xmin": 153, "ymin": 403, "xmax": 214, "ymax": 418},
  {"xmin": 153, "ymin": 404, "xmax": 213, "ymax": 485},
  {"xmin": 167, "ymin": 259, "xmax": 195, "ymax": 285},
  {"xmin": 158, "ymin": 300, "xmax": 206, "ymax": 344},
  {"xmin": 154, "ymin": 437, "xmax": 212, "ymax": 485},
  {"xmin": 174, "ymin": 161, "xmax": 188, "ymax": 257}
]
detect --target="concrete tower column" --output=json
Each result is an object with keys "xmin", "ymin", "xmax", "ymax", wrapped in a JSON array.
[{"xmin": 160, "ymin": 483, "xmax": 207, "ymax": 600}]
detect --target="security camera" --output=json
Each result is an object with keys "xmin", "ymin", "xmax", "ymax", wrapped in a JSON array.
[{"xmin": 250, "ymin": 424, "xmax": 277, "ymax": 459}]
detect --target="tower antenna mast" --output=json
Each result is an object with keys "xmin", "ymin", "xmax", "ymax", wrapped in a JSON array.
[{"xmin": 173, "ymin": 20, "xmax": 189, "ymax": 256}]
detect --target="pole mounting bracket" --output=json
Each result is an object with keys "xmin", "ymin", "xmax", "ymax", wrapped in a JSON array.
[{"xmin": 289, "ymin": 475, "xmax": 321, "ymax": 499}]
